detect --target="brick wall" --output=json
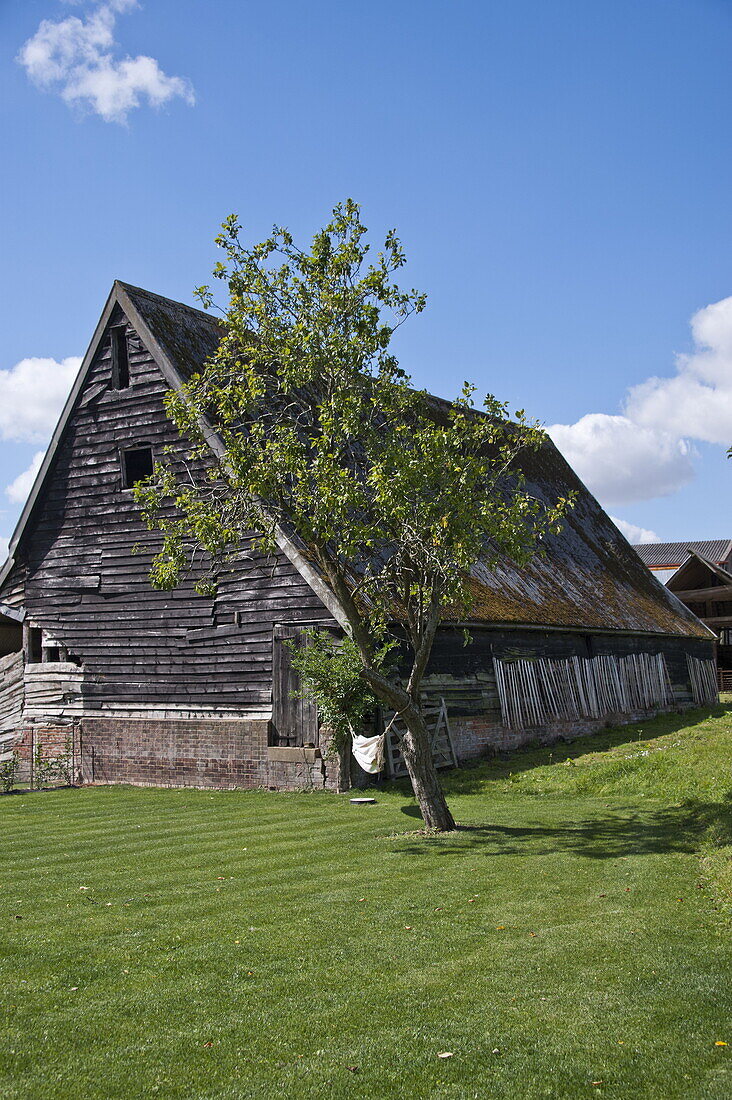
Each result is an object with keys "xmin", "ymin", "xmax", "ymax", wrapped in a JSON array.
[
  {"xmin": 266, "ymin": 745, "xmax": 342, "ymax": 792},
  {"xmin": 15, "ymin": 721, "xmax": 81, "ymax": 785},
  {"xmin": 79, "ymin": 717, "xmax": 343, "ymax": 791},
  {"xmin": 450, "ymin": 706, "xmax": 677, "ymax": 763}
]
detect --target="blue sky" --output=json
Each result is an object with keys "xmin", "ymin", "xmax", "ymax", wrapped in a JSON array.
[{"xmin": 1, "ymin": 0, "xmax": 731, "ymax": 552}]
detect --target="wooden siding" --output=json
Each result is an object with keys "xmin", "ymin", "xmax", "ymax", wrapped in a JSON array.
[
  {"xmin": 7, "ymin": 311, "xmax": 330, "ymax": 717},
  {"xmin": 420, "ymin": 626, "xmax": 713, "ymax": 720},
  {"xmin": 0, "ymin": 652, "xmax": 23, "ymax": 732},
  {"xmin": 271, "ymin": 624, "xmax": 319, "ymax": 746}
]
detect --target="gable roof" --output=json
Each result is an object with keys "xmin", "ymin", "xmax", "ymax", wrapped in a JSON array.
[
  {"xmin": 633, "ymin": 539, "xmax": 732, "ymax": 569},
  {"xmin": 0, "ymin": 282, "xmax": 713, "ymax": 641},
  {"xmin": 121, "ymin": 283, "xmax": 223, "ymax": 383},
  {"xmin": 462, "ymin": 440, "xmax": 711, "ymax": 638},
  {"xmin": 667, "ymin": 549, "xmax": 732, "ymax": 593},
  {"xmin": 0, "ymin": 281, "xmax": 347, "ymax": 627}
]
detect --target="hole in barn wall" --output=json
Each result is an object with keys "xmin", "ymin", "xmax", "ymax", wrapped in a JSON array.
[
  {"xmin": 27, "ymin": 626, "xmax": 42, "ymax": 664},
  {"xmin": 110, "ymin": 325, "xmax": 130, "ymax": 389},
  {"xmin": 0, "ymin": 621, "xmax": 23, "ymax": 658},
  {"xmin": 121, "ymin": 447, "xmax": 154, "ymax": 489}
]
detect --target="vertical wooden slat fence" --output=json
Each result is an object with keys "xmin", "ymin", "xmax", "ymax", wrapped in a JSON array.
[
  {"xmin": 494, "ymin": 652, "xmax": 676, "ymax": 730},
  {"xmin": 687, "ymin": 656, "xmax": 719, "ymax": 707}
]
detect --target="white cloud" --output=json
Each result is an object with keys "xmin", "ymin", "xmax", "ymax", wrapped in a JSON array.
[
  {"xmin": 0, "ymin": 357, "xmax": 81, "ymax": 444},
  {"xmin": 549, "ymin": 294, "xmax": 732, "ymax": 507},
  {"xmin": 548, "ymin": 413, "xmax": 695, "ymax": 505},
  {"xmin": 608, "ymin": 515, "xmax": 660, "ymax": 545},
  {"xmin": 0, "ymin": 537, "xmax": 9, "ymax": 564},
  {"xmin": 18, "ymin": 0, "xmax": 195, "ymax": 124},
  {"xmin": 625, "ymin": 296, "xmax": 732, "ymax": 446},
  {"xmin": 6, "ymin": 452, "xmax": 46, "ymax": 506}
]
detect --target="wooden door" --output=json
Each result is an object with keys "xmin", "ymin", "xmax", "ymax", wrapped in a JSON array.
[{"xmin": 271, "ymin": 625, "xmax": 319, "ymax": 746}]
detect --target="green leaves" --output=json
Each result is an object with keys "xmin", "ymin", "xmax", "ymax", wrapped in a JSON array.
[
  {"xmin": 286, "ymin": 632, "xmax": 396, "ymax": 748},
  {"xmin": 142, "ymin": 198, "xmax": 574, "ymax": 699}
]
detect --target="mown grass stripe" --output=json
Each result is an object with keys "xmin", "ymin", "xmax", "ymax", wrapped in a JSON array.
[{"xmin": 1, "ymin": 703, "xmax": 731, "ymax": 1098}]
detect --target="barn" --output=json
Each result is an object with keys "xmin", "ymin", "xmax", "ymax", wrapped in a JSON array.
[{"xmin": 0, "ymin": 282, "xmax": 717, "ymax": 791}]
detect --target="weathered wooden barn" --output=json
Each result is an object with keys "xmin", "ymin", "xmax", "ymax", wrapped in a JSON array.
[{"xmin": 0, "ymin": 282, "xmax": 717, "ymax": 790}]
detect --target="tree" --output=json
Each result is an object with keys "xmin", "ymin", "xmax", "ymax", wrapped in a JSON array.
[{"xmin": 138, "ymin": 200, "xmax": 573, "ymax": 831}]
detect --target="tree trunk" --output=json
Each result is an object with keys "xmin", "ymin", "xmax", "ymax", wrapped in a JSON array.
[
  {"xmin": 328, "ymin": 580, "xmax": 455, "ymax": 830},
  {"xmin": 399, "ymin": 708, "xmax": 456, "ymax": 831}
]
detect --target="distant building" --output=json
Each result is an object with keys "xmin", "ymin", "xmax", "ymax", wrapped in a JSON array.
[
  {"xmin": 632, "ymin": 540, "xmax": 732, "ymax": 586},
  {"xmin": 633, "ymin": 541, "xmax": 732, "ymax": 685}
]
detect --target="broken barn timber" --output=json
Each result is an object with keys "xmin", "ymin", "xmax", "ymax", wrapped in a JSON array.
[
  {"xmin": 687, "ymin": 655, "xmax": 719, "ymax": 707},
  {"xmin": 0, "ymin": 652, "xmax": 24, "ymax": 732}
]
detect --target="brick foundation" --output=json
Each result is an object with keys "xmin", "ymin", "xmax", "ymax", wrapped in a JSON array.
[
  {"xmin": 79, "ymin": 717, "xmax": 342, "ymax": 792},
  {"xmin": 450, "ymin": 707, "xmax": 680, "ymax": 763},
  {"xmin": 11, "ymin": 704, "xmax": 690, "ymax": 793}
]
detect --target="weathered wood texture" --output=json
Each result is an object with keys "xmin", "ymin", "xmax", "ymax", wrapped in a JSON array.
[
  {"xmin": 420, "ymin": 627, "xmax": 713, "ymax": 721},
  {"xmin": 4, "ymin": 311, "xmax": 331, "ymax": 717},
  {"xmin": 0, "ymin": 652, "xmax": 23, "ymax": 731},
  {"xmin": 24, "ymin": 664, "xmax": 84, "ymax": 721},
  {"xmin": 271, "ymin": 625, "xmax": 319, "ymax": 746},
  {"xmin": 0, "ymin": 299, "xmax": 716, "ymax": 760}
]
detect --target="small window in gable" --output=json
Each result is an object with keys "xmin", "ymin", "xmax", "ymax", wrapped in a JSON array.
[
  {"xmin": 122, "ymin": 446, "xmax": 154, "ymax": 489},
  {"xmin": 110, "ymin": 325, "xmax": 130, "ymax": 389}
]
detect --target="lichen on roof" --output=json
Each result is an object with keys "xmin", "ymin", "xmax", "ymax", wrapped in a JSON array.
[
  {"xmin": 119, "ymin": 282, "xmax": 223, "ymax": 383},
  {"xmin": 127, "ymin": 282, "xmax": 710, "ymax": 641},
  {"xmin": 461, "ymin": 437, "xmax": 710, "ymax": 639}
]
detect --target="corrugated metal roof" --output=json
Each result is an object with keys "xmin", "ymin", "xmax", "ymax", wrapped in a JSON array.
[{"xmin": 633, "ymin": 540, "xmax": 732, "ymax": 568}]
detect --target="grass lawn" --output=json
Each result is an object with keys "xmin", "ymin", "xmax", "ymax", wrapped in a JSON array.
[{"xmin": 2, "ymin": 704, "xmax": 732, "ymax": 1099}]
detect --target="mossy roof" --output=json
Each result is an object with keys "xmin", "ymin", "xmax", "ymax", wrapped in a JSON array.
[{"xmin": 122, "ymin": 284, "xmax": 713, "ymax": 640}]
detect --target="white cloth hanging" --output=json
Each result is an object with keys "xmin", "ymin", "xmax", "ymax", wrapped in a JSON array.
[
  {"xmin": 351, "ymin": 732, "xmax": 385, "ymax": 774},
  {"xmin": 350, "ymin": 714, "xmax": 399, "ymax": 774}
]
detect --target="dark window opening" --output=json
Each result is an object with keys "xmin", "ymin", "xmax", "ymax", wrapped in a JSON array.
[
  {"xmin": 27, "ymin": 627, "xmax": 42, "ymax": 664},
  {"xmin": 0, "ymin": 623, "xmax": 23, "ymax": 658},
  {"xmin": 122, "ymin": 446, "xmax": 154, "ymax": 489},
  {"xmin": 111, "ymin": 326, "xmax": 130, "ymax": 389},
  {"xmin": 43, "ymin": 646, "xmax": 61, "ymax": 663}
]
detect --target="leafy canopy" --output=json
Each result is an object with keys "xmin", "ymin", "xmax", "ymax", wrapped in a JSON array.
[{"xmin": 137, "ymin": 200, "xmax": 573, "ymax": 660}]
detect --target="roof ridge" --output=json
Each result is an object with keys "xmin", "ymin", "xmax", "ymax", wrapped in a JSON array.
[
  {"xmin": 0, "ymin": 280, "xmax": 714, "ymax": 643},
  {"xmin": 115, "ymin": 280, "xmax": 222, "ymax": 326}
]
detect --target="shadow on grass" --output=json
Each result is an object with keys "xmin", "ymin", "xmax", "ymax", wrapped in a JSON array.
[
  {"xmin": 438, "ymin": 702, "xmax": 732, "ymax": 796},
  {"xmin": 393, "ymin": 797, "xmax": 732, "ymax": 861}
]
